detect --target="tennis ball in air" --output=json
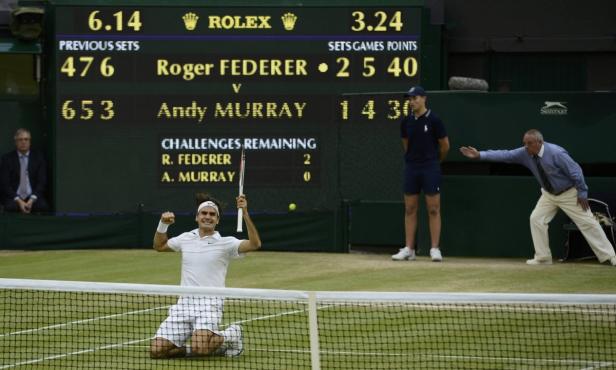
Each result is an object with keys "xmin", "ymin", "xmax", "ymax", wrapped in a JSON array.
[{"xmin": 288, "ymin": 203, "xmax": 297, "ymax": 211}]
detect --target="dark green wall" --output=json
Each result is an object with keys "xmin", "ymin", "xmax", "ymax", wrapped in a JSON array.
[
  {"xmin": 0, "ymin": 210, "xmax": 347, "ymax": 251},
  {"xmin": 341, "ymin": 92, "xmax": 616, "ymax": 202},
  {"xmin": 348, "ymin": 177, "xmax": 616, "ymax": 258},
  {"xmin": 0, "ymin": 98, "xmax": 46, "ymax": 156},
  {"xmin": 435, "ymin": 92, "xmax": 616, "ymax": 164}
]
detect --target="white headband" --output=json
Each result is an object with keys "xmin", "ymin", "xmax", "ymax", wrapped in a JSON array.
[{"xmin": 197, "ymin": 201, "xmax": 219, "ymax": 215}]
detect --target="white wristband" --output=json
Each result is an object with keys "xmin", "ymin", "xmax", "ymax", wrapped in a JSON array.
[{"xmin": 157, "ymin": 220, "xmax": 169, "ymax": 233}]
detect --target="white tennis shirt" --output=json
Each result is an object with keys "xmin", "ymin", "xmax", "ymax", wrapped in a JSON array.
[{"xmin": 167, "ymin": 229, "xmax": 242, "ymax": 287}]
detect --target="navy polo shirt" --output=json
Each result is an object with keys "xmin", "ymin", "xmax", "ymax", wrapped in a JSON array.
[{"xmin": 400, "ymin": 109, "xmax": 447, "ymax": 164}]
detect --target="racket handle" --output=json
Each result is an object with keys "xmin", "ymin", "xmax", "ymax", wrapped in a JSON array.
[{"xmin": 236, "ymin": 208, "xmax": 243, "ymax": 232}]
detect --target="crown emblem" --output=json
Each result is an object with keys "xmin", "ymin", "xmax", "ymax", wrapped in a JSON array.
[
  {"xmin": 281, "ymin": 12, "xmax": 297, "ymax": 31},
  {"xmin": 182, "ymin": 12, "xmax": 199, "ymax": 31}
]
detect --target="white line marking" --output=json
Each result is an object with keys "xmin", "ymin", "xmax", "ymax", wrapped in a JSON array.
[
  {"xmin": 579, "ymin": 362, "xmax": 615, "ymax": 370},
  {"xmin": 0, "ymin": 306, "xmax": 168, "ymax": 338},
  {"xmin": 0, "ymin": 338, "xmax": 152, "ymax": 369}
]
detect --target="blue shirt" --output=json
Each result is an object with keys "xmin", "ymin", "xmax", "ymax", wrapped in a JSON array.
[
  {"xmin": 479, "ymin": 142, "xmax": 588, "ymax": 198},
  {"xmin": 400, "ymin": 109, "xmax": 447, "ymax": 165}
]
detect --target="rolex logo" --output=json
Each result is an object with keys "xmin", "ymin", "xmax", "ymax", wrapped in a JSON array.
[
  {"xmin": 281, "ymin": 12, "xmax": 297, "ymax": 31},
  {"xmin": 182, "ymin": 12, "xmax": 199, "ymax": 31}
]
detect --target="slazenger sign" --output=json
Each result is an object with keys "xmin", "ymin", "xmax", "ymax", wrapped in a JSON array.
[{"xmin": 540, "ymin": 101, "xmax": 568, "ymax": 115}]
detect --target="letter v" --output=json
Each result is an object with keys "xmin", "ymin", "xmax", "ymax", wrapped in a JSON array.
[{"xmin": 232, "ymin": 83, "xmax": 242, "ymax": 93}]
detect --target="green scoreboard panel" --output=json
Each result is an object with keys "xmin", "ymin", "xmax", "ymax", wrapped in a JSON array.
[{"xmin": 50, "ymin": 2, "xmax": 425, "ymax": 213}]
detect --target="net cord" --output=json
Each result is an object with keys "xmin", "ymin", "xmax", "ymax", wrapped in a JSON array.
[
  {"xmin": 0, "ymin": 278, "xmax": 307, "ymax": 301},
  {"xmin": 2, "ymin": 278, "xmax": 616, "ymax": 304}
]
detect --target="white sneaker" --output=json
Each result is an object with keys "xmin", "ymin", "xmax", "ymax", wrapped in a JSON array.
[
  {"xmin": 392, "ymin": 247, "xmax": 416, "ymax": 261},
  {"xmin": 224, "ymin": 324, "xmax": 243, "ymax": 357},
  {"xmin": 430, "ymin": 248, "xmax": 443, "ymax": 262},
  {"xmin": 526, "ymin": 258, "xmax": 553, "ymax": 265},
  {"xmin": 609, "ymin": 256, "xmax": 616, "ymax": 266}
]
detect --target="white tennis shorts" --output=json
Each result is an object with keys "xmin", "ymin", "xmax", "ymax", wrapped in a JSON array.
[{"xmin": 155, "ymin": 296, "xmax": 224, "ymax": 347}]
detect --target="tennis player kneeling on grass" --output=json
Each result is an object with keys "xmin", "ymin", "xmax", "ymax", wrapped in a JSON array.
[{"xmin": 150, "ymin": 193, "xmax": 261, "ymax": 359}]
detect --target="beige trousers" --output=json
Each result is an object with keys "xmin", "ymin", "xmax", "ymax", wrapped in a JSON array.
[{"xmin": 529, "ymin": 187, "xmax": 616, "ymax": 262}]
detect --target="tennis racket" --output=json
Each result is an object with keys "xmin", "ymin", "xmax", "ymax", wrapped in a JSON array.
[{"xmin": 236, "ymin": 148, "xmax": 246, "ymax": 232}]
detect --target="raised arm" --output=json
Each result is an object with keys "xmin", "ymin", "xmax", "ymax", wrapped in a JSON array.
[
  {"xmin": 153, "ymin": 211, "xmax": 175, "ymax": 252},
  {"xmin": 237, "ymin": 195, "xmax": 262, "ymax": 253}
]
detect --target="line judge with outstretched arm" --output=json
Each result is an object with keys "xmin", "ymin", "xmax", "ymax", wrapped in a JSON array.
[
  {"xmin": 460, "ymin": 129, "xmax": 616, "ymax": 266},
  {"xmin": 150, "ymin": 193, "xmax": 262, "ymax": 359}
]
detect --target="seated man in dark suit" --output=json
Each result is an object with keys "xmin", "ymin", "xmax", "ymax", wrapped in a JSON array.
[{"xmin": 0, "ymin": 128, "xmax": 50, "ymax": 213}]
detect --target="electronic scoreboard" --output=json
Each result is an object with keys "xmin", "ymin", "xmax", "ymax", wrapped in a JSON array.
[{"xmin": 50, "ymin": 2, "xmax": 426, "ymax": 213}]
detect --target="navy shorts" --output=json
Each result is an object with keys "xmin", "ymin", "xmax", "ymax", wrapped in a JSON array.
[{"xmin": 403, "ymin": 163, "xmax": 442, "ymax": 195}]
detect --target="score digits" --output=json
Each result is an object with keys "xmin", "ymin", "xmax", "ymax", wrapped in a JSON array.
[
  {"xmin": 61, "ymin": 56, "xmax": 114, "ymax": 78},
  {"xmin": 88, "ymin": 10, "xmax": 142, "ymax": 32},
  {"xmin": 339, "ymin": 98, "xmax": 413, "ymax": 121},
  {"xmin": 351, "ymin": 10, "xmax": 403, "ymax": 32},
  {"xmin": 61, "ymin": 100, "xmax": 115, "ymax": 121}
]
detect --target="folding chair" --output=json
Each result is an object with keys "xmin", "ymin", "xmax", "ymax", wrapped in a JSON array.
[{"xmin": 563, "ymin": 198, "xmax": 616, "ymax": 261}]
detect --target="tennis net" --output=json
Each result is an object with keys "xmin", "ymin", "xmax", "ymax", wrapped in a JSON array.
[{"xmin": 1, "ymin": 278, "xmax": 615, "ymax": 369}]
